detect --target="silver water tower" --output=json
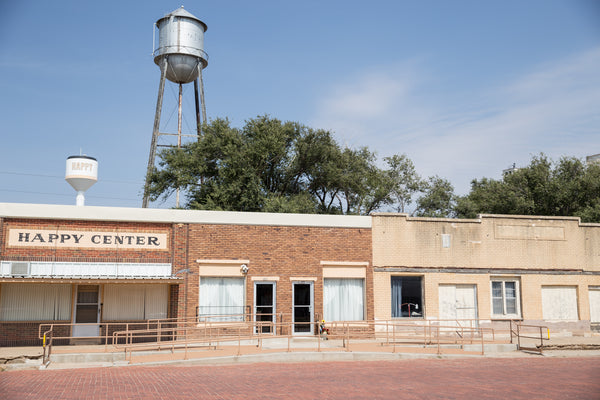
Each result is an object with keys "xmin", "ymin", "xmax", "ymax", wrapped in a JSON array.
[{"xmin": 143, "ymin": 6, "xmax": 208, "ymax": 208}]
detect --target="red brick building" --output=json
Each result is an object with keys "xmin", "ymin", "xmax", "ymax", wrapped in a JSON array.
[{"xmin": 0, "ymin": 203, "xmax": 371, "ymax": 345}]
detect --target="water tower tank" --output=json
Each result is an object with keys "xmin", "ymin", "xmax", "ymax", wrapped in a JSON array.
[
  {"xmin": 65, "ymin": 155, "xmax": 98, "ymax": 206},
  {"xmin": 154, "ymin": 6, "xmax": 208, "ymax": 84}
]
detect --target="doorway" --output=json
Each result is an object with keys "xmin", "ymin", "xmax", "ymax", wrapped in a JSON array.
[
  {"xmin": 292, "ymin": 281, "xmax": 313, "ymax": 335},
  {"xmin": 254, "ymin": 282, "xmax": 276, "ymax": 334},
  {"xmin": 438, "ymin": 284, "xmax": 478, "ymax": 327},
  {"xmin": 72, "ymin": 285, "xmax": 101, "ymax": 338}
]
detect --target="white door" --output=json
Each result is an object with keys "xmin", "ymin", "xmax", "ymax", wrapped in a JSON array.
[
  {"xmin": 589, "ymin": 288, "xmax": 600, "ymax": 324},
  {"xmin": 542, "ymin": 286, "xmax": 578, "ymax": 321},
  {"xmin": 438, "ymin": 284, "xmax": 478, "ymax": 327},
  {"xmin": 72, "ymin": 285, "xmax": 101, "ymax": 337}
]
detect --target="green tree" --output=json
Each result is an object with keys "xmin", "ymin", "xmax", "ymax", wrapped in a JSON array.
[
  {"xmin": 384, "ymin": 154, "xmax": 426, "ymax": 213},
  {"xmin": 146, "ymin": 115, "xmax": 424, "ymax": 215},
  {"xmin": 414, "ymin": 176, "xmax": 456, "ymax": 218},
  {"xmin": 294, "ymin": 128, "xmax": 344, "ymax": 213},
  {"xmin": 146, "ymin": 115, "xmax": 436, "ymax": 216},
  {"xmin": 455, "ymin": 154, "xmax": 600, "ymax": 223},
  {"xmin": 146, "ymin": 117, "xmax": 313, "ymax": 212}
]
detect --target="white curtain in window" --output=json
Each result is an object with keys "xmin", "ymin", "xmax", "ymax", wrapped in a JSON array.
[
  {"xmin": 103, "ymin": 284, "xmax": 168, "ymax": 320},
  {"xmin": 199, "ymin": 277, "xmax": 245, "ymax": 321},
  {"xmin": 324, "ymin": 278, "xmax": 364, "ymax": 321},
  {"xmin": 0, "ymin": 283, "xmax": 71, "ymax": 321},
  {"xmin": 103, "ymin": 285, "xmax": 144, "ymax": 320},
  {"xmin": 144, "ymin": 285, "xmax": 168, "ymax": 319}
]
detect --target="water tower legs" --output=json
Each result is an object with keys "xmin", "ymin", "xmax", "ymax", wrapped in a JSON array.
[
  {"xmin": 199, "ymin": 65, "xmax": 207, "ymax": 131},
  {"xmin": 143, "ymin": 57, "xmax": 168, "ymax": 208},
  {"xmin": 194, "ymin": 79, "xmax": 201, "ymax": 136},
  {"xmin": 142, "ymin": 57, "xmax": 206, "ymax": 208}
]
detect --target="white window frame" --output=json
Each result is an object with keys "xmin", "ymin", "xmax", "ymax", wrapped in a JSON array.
[{"xmin": 490, "ymin": 278, "xmax": 521, "ymax": 319}]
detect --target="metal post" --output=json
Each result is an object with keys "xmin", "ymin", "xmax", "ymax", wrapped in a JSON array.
[
  {"xmin": 386, "ymin": 320, "xmax": 389, "ymax": 345},
  {"xmin": 194, "ymin": 77, "xmax": 201, "ymax": 136},
  {"xmin": 158, "ymin": 321, "xmax": 162, "ymax": 347},
  {"xmin": 177, "ymin": 83, "xmax": 183, "ymax": 148},
  {"xmin": 346, "ymin": 322, "xmax": 350, "ymax": 352},
  {"xmin": 143, "ymin": 56, "xmax": 168, "ymax": 208},
  {"xmin": 199, "ymin": 66, "xmax": 207, "ymax": 126},
  {"xmin": 238, "ymin": 326, "xmax": 241, "ymax": 356},
  {"xmin": 317, "ymin": 323, "xmax": 321, "ymax": 352},
  {"xmin": 184, "ymin": 337, "xmax": 188, "ymax": 360},
  {"xmin": 480, "ymin": 328, "xmax": 484, "ymax": 355}
]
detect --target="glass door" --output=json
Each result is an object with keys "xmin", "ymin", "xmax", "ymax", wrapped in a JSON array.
[
  {"xmin": 72, "ymin": 285, "xmax": 101, "ymax": 338},
  {"xmin": 292, "ymin": 282, "xmax": 313, "ymax": 335},
  {"xmin": 255, "ymin": 282, "xmax": 276, "ymax": 334}
]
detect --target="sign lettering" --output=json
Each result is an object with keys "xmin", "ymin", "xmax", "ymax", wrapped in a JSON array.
[{"xmin": 8, "ymin": 229, "xmax": 168, "ymax": 250}]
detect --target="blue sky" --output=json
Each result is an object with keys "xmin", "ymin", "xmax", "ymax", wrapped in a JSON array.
[{"xmin": 1, "ymin": 0, "xmax": 599, "ymax": 209}]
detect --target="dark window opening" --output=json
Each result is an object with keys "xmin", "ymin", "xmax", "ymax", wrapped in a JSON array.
[{"xmin": 391, "ymin": 276, "xmax": 423, "ymax": 318}]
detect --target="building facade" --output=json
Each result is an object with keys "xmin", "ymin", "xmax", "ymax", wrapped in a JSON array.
[
  {"xmin": 372, "ymin": 213, "xmax": 600, "ymax": 333},
  {"xmin": 0, "ymin": 203, "xmax": 372, "ymax": 345},
  {"xmin": 0, "ymin": 203, "xmax": 598, "ymax": 346}
]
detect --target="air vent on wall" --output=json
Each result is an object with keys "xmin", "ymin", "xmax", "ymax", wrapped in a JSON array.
[{"xmin": 11, "ymin": 262, "xmax": 30, "ymax": 277}]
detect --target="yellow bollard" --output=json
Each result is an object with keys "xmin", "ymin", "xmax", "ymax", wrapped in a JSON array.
[{"xmin": 43, "ymin": 333, "xmax": 46, "ymax": 348}]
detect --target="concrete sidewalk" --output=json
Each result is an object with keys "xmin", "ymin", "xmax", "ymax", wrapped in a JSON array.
[{"xmin": 2, "ymin": 333, "xmax": 599, "ymax": 371}]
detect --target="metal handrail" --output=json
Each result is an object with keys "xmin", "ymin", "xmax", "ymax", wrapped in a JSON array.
[
  {"xmin": 42, "ymin": 328, "xmax": 53, "ymax": 366},
  {"xmin": 36, "ymin": 317, "xmax": 501, "ymax": 362},
  {"xmin": 510, "ymin": 320, "xmax": 550, "ymax": 354}
]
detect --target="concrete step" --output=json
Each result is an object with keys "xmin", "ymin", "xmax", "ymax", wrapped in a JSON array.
[
  {"xmin": 464, "ymin": 343, "xmax": 517, "ymax": 353},
  {"xmin": 50, "ymin": 352, "xmax": 126, "ymax": 364}
]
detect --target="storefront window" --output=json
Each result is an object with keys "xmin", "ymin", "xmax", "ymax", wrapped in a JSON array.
[
  {"xmin": 198, "ymin": 277, "xmax": 245, "ymax": 321},
  {"xmin": 0, "ymin": 283, "xmax": 71, "ymax": 321},
  {"xmin": 103, "ymin": 284, "xmax": 168, "ymax": 320},
  {"xmin": 391, "ymin": 276, "xmax": 423, "ymax": 318},
  {"xmin": 491, "ymin": 279, "xmax": 520, "ymax": 318},
  {"xmin": 324, "ymin": 278, "xmax": 364, "ymax": 321}
]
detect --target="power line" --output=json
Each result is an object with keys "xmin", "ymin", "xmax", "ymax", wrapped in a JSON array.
[
  {"xmin": 0, "ymin": 171, "xmax": 143, "ymax": 185},
  {"xmin": 0, "ymin": 188, "xmax": 140, "ymax": 202}
]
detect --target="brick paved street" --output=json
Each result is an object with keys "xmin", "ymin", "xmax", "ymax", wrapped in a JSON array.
[{"xmin": 1, "ymin": 357, "xmax": 599, "ymax": 399}]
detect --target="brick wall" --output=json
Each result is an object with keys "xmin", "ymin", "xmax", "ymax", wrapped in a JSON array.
[
  {"xmin": 0, "ymin": 217, "xmax": 186, "ymax": 346},
  {"xmin": 185, "ymin": 224, "xmax": 373, "ymax": 325},
  {"xmin": 0, "ymin": 321, "xmax": 70, "ymax": 347}
]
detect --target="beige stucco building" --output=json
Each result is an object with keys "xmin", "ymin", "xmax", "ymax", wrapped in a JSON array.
[{"xmin": 372, "ymin": 213, "xmax": 600, "ymax": 333}]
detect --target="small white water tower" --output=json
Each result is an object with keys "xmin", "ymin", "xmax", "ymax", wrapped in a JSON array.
[{"xmin": 65, "ymin": 155, "xmax": 98, "ymax": 206}]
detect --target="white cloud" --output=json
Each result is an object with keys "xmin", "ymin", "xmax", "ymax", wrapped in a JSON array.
[
  {"xmin": 321, "ymin": 73, "xmax": 407, "ymax": 118},
  {"xmin": 310, "ymin": 47, "xmax": 600, "ymax": 194}
]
